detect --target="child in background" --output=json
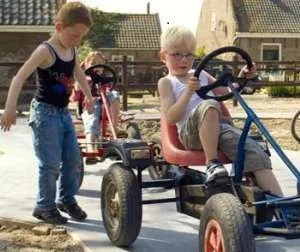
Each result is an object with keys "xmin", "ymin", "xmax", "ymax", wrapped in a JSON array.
[
  {"xmin": 1, "ymin": 2, "xmax": 94, "ymax": 224},
  {"xmin": 158, "ymin": 26, "xmax": 283, "ymax": 196},
  {"xmin": 72, "ymin": 51, "xmax": 125, "ymax": 164}
]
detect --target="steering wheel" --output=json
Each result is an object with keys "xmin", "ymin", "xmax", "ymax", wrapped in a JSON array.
[
  {"xmin": 194, "ymin": 46, "xmax": 253, "ymax": 102},
  {"xmin": 84, "ymin": 64, "xmax": 117, "ymax": 90}
]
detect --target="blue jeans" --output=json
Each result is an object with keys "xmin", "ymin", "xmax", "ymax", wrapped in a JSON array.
[
  {"xmin": 81, "ymin": 90, "xmax": 120, "ymax": 136},
  {"xmin": 29, "ymin": 99, "xmax": 81, "ymax": 210},
  {"xmin": 81, "ymin": 99, "xmax": 101, "ymax": 136}
]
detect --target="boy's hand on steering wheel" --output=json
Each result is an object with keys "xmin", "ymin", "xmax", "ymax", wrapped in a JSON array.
[
  {"xmin": 238, "ymin": 62, "xmax": 257, "ymax": 79},
  {"xmin": 186, "ymin": 76, "xmax": 201, "ymax": 93}
]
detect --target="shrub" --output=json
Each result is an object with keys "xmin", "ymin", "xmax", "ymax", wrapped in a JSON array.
[{"xmin": 268, "ymin": 86, "xmax": 300, "ymax": 97}]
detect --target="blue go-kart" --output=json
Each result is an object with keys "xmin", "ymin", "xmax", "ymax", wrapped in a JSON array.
[{"xmin": 99, "ymin": 46, "xmax": 300, "ymax": 252}]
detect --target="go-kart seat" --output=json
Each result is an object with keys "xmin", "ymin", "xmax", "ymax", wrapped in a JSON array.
[{"xmin": 161, "ymin": 102, "xmax": 231, "ymax": 166}]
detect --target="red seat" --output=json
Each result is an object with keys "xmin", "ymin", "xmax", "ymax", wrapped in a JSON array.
[{"xmin": 161, "ymin": 102, "xmax": 231, "ymax": 166}]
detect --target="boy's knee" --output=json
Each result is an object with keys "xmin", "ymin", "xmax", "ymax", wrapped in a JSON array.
[
  {"xmin": 198, "ymin": 100, "xmax": 221, "ymax": 121},
  {"xmin": 205, "ymin": 99, "xmax": 221, "ymax": 112}
]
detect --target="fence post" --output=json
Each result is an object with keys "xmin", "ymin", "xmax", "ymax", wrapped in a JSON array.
[
  {"xmin": 232, "ymin": 56, "xmax": 239, "ymax": 106},
  {"xmin": 121, "ymin": 55, "xmax": 128, "ymax": 111},
  {"xmin": 293, "ymin": 62, "xmax": 297, "ymax": 96}
]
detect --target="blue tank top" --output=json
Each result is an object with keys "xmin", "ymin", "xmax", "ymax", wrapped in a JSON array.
[{"xmin": 35, "ymin": 42, "xmax": 76, "ymax": 107}]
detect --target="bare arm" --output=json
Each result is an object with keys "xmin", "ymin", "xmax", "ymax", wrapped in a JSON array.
[
  {"xmin": 204, "ymin": 70, "xmax": 229, "ymax": 96},
  {"xmin": 1, "ymin": 46, "xmax": 49, "ymax": 131},
  {"xmin": 158, "ymin": 77, "xmax": 195, "ymax": 125}
]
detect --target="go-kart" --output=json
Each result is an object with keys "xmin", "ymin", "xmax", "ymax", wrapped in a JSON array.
[
  {"xmin": 74, "ymin": 64, "xmax": 142, "ymax": 187},
  {"xmin": 98, "ymin": 47, "xmax": 300, "ymax": 251}
]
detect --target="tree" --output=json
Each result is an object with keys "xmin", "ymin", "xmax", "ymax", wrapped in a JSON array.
[
  {"xmin": 194, "ymin": 46, "xmax": 206, "ymax": 58},
  {"xmin": 78, "ymin": 9, "xmax": 122, "ymax": 60}
]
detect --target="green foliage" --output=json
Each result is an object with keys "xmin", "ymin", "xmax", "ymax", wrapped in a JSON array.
[
  {"xmin": 88, "ymin": 9, "xmax": 122, "ymax": 48},
  {"xmin": 268, "ymin": 86, "xmax": 300, "ymax": 97},
  {"xmin": 77, "ymin": 40, "xmax": 93, "ymax": 61},
  {"xmin": 78, "ymin": 9, "xmax": 122, "ymax": 61},
  {"xmin": 194, "ymin": 46, "xmax": 206, "ymax": 58}
]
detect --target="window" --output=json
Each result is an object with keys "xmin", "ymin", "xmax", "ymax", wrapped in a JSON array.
[
  {"xmin": 111, "ymin": 55, "xmax": 123, "ymax": 62},
  {"xmin": 111, "ymin": 55, "xmax": 135, "ymax": 75},
  {"xmin": 261, "ymin": 43, "xmax": 281, "ymax": 61},
  {"xmin": 261, "ymin": 43, "xmax": 284, "ymax": 81},
  {"xmin": 127, "ymin": 55, "xmax": 135, "ymax": 76}
]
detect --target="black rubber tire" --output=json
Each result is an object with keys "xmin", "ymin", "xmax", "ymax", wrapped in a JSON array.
[
  {"xmin": 78, "ymin": 156, "xmax": 84, "ymax": 189},
  {"xmin": 126, "ymin": 122, "xmax": 142, "ymax": 139},
  {"xmin": 291, "ymin": 110, "xmax": 300, "ymax": 143},
  {"xmin": 199, "ymin": 193, "xmax": 255, "ymax": 252},
  {"xmin": 101, "ymin": 163, "xmax": 142, "ymax": 247},
  {"xmin": 147, "ymin": 133, "xmax": 173, "ymax": 180}
]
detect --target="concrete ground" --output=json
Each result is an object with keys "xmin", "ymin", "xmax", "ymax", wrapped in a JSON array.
[{"xmin": 1, "ymin": 117, "xmax": 300, "ymax": 251}]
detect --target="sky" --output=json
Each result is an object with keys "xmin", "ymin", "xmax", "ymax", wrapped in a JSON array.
[{"xmin": 71, "ymin": 0, "xmax": 203, "ymax": 34}]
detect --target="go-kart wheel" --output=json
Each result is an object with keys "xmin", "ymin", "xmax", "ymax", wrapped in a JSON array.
[
  {"xmin": 194, "ymin": 46, "xmax": 253, "ymax": 102},
  {"xmin": 126, "ymin": 122, "xmax": 142, "ymax": 139},
  {"xmin": 78, "ymin": 156, "xmax": 84, "ymax": 189},
  {"xmin": 147, "ymin": 133, "xmax": 173, "ymax": 180},
  {"xmin": 199, "ymin": 193, "xmax": 255, "ymax": 252},
  {"xmin": 84, "ymin": 64, "xmax": 117, "ymax": 90},
  {"xmin": 101, "ymin": 163, "xmax": 142, "ymax": 247},
  {"xmin": 291, "ymin": 110, "xmax": 300, "ymax": 143}
]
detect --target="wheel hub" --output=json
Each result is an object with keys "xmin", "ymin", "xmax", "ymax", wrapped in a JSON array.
[
  {"xmin": 109, "ymin": 192, "xmax": 119, "ymax": 217},
  {"xmin": 204, "ymin": 219, "xmax": 225, "ymax": 252}
]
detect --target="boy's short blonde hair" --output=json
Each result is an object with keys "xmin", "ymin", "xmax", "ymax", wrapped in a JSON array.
[{"xmin": 160, "ymin": 26, "xmax": 196, "ymax": 53}]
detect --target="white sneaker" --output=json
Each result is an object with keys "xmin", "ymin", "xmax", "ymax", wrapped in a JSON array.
[{"xmin": 206, "ymin": 160, "xmax": 229, "ymax": 183}]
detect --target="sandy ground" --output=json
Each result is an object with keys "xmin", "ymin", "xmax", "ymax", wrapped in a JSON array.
[{"xmin": 0, "ymin": 218, "xmax": 84, "ymax": 251}]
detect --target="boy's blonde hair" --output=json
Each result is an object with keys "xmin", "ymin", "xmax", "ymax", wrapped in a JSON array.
[
  {"xmin": 56, "ymin": 1, "xmax": 93, "ymax": 28},
  {"xmin": 160, "ymin": 26, "xmax": 196, "ymax": 53},
  {"xmin": 81, "ymin": 51, "xmax": 106, "ymax": 69}
]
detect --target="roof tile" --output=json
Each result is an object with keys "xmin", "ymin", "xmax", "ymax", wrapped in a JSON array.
[
  {"xmin": 113, "ymin": 14, "xmax": 161, "ymax": 49},
  {"xmin": 0, "ymin": 0, "xmax": 59, "ymax": 26},
  {"xmin": 232, "ymin": 0, "xmax": 300, "ymax": 33}
]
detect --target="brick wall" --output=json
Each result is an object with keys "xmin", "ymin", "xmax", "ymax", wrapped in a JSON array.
[
  {"xmin": 196, "ymin": 0, "xmax": 237, "ymax": 58},
  {"xmin": 0, "ymin": 32, "xmax": 49, "ymax": 110}
]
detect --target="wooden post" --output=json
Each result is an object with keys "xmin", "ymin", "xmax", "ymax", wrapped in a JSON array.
[
  {"xmin": 232, "ymin": 56, "xmax": 239, "ymax": 107},
  {"xmin": 293, "ymin": 62, "xmax": 297, "ymax": 96},
  {"xmin": 121, "ymin": 55, "xmax": 128, "ymax": 111}
]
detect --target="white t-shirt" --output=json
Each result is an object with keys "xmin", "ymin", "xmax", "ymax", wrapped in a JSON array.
[{"xmin": 166, "ymin": 70, "xmax": 213, "ymax": 134}]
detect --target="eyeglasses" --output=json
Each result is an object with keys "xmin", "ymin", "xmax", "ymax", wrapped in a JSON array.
[{"xmin": 168, "ymin": 52, "xmax": 194, "ymax": 61}]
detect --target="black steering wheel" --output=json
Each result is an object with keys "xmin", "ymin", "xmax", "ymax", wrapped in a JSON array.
[
  {"xmin": 194, "ymin": 46, "xmax": 253, "ymax": 102},
  {"xmin": 84, "ymin": 64, "xmax": 117, "ymax": 90}
]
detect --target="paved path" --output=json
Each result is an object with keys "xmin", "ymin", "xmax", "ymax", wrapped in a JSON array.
[{"xmin": 1, "ymin": 118, "xmax": 300, "ymax": 251}]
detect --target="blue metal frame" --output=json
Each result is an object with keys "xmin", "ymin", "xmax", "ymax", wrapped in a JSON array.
[
  {"xmin": 227, "ymin": 81, "xmax": 300, "ymax": 238},
  {"xmin": 228, "ymin": 82, "xmax": 300, "ymax": 183}
]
